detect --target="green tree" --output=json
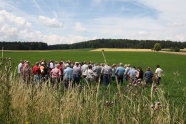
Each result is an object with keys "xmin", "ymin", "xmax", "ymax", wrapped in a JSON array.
[{"xmin": 153, "ymin": 43, "xmax": 161, "ymax": 51}]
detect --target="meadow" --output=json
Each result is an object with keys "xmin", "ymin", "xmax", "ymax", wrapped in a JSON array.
[{"xmin": 0, "ymin": 49, "xmax": 185, "ymax": 123}]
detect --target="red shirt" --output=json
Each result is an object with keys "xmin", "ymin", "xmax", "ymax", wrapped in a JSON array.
[{"xmin": 32, "ymin": 65, "xmax": 41, "ymax": 75}]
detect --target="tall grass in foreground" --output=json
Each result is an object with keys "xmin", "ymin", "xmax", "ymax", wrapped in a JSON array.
[{"xmin": 0, "ymin": 59, "xmax": 185, "ymax": 124}]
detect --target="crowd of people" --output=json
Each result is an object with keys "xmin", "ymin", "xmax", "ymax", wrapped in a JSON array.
[{"xmin": 18, "ymin": 59, "xmax": 163, "ymax": 89}]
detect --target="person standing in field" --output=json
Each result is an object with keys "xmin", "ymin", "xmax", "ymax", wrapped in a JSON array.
[
  {"xmin": 73, "ymin": 62, "xmax": 81, "ymax": 87},
  {"xmin": 50, "ymin": 63, "xmax": 61, "ymax": 88},
  {"xmin": 136, "ymin": 67, "xmax": 144, "ymax": 80},
  {"xmin": 101, "ymin": 63, "xmax": 112, "ymax": 86},
  {"xmin": 155, "ymin": 65, "xmax": 163, "ymax": 85},
  {"xmin": 49, "ymin": 60, "xmax": 55, "ymax": 70},
  {"xmin": 124, "ymin": 64, "xmax": 131, "ymax": 81},
  {"xmin": 18, "ymin": 60, "xmax": 23, "ymax": 77},
  {"xmin": 144, "ymin": 67, "xmax": 154, "ymax": 84},
  {"xmin": 85, "ymin": 65, "xmax": 94, "ymax": 86},
  {"xmin": 32, "ymin": 62, "xmax": 41, "ymax": 85},
  {"xmin": 115, "ymin": 63, "xmax": 125, "ymax": 84},
  {"xmin": 127, "ymin": 66, "xmax": 138, "ymax": 83},
  {"xmin": 59, "ymin": 61, "xmax": 64, "ymax": 82},
  {"xmin": 92, "ymin": 63, "xmax": 102, "ymax": 83},
  {"xmin": 40, "ymin": 62, "xmax": 45, "ymax": 81},
  {"xmin": 81, "ymin": 61, "xmax": 88, "ymax": 78},
  {"xmin": 81, "ymin": 61, "xmax": 88, "ymax": 83},
  {"xmin": 111, "ymin": 64, "xmax": 116, "ymax": 81},
  {"xmin": 21, "ymin": 61, "xmax": 31, "ymax": 84},
  {"xmin": 63, "ymin": 64, "xmax": 73, "ymax": 89}
]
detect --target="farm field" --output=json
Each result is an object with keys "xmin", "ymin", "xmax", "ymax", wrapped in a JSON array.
[
  {"xmin": 3, "ymin": 49, "xmax": 186, "ymax": 103},
  {"xmin": 1, "ymin": 49, "xmax": 186, "ymax": 123}
]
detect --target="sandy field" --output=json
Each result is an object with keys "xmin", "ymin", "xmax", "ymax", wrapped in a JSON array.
[{"xmin": 92, "ymin": 48, "xmax": 186, "ymax": 55}]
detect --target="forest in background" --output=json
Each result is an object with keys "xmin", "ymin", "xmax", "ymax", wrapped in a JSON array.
[{"xmin": 0, "ymin": 39, "xmax": 186, "ymax": 50}]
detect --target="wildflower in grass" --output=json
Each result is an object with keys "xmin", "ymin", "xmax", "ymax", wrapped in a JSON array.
[
  {"xmin": 106, "ymin": 100, "xmax": 114, "ymax": 107},
  {"xmin": 156, "ymin": 102, "xmax": 160, "ymax": 105},
  {"xmin": 155, "ymin": 102, "xmax": 161, "ymax": 110},
  {"xmin": 151, "ymin": 104, "xmax": 154, "ymax": 108}
]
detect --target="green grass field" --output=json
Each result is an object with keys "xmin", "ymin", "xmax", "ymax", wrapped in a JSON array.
[
  {"xmin": 4, "ymin": 50, "xmax": 186, "ymax": 102},
  {"xmin": 1, "ymin": 49, "xmax": 186, "ymax": 123}
]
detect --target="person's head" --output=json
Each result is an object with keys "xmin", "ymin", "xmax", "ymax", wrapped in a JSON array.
[
  {"xmin": 35, "ymin": 62, "xmax": 39, "ymax": 66},
  {"xmin": 132, "ymin": 66, "xmax": 136, "ymax": 69},
  {"xmin": 138, "ymin": 66, "xmax": 142, "ymax": 71},
  {"xmin": 65, "ymin": 63, "xmax": 69, "ymax": 68},
  {"xmin": 88, "ymin": 65, "xmax": 92, "ymax": 69},
  {"xmin": 147, "ymin": 67, "xmax": 151, "ymax": 71},
  {"xmin": 55, "ymin": 64, "xmax": 60, "ymax": 68},
  {"xmin": 75, "ymin": 62, "xmax": 79, "ymax": 66},
  {"xmin": 119, "ymin": 63, "xmax": 123, "ymax": 66},
  {"xmin": 104, "ymin": 63, "xmax": 108, "ymax": 66},
  {"xmin": 94, "ymin": 62, "xmax": 98, "ymax": 66},
  {"xmin": 112, "ymin": 64, "xmax": 116, "ymax": 68},
  {"xmin": 124, "ymin": 64, "xmax": 127, "ymax": 68},
  {"xmin": 41, "ymin": 62, "xmax": 44, "ymax": 65},
  {"xmin": 156, "ymin": 65, "xmax": 160, "ymax": 68}
]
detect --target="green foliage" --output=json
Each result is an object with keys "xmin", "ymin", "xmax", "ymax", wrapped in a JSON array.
[
  {"xmin": 0, "ymin": 41, "xmax": 48, "ymax": 50},
  {"xmin": 1, "ymin": 39, "xmax": 186, "ymax": 50},
  {"xmin": 153, "ymin": 43, "xmax": 161, "ymax": 51},
  {"xmin": 169, "ymin": 47, "xmax": 180, "ymax": 52}
]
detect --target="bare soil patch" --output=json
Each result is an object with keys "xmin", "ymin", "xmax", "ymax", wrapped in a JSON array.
[
  {"xmin": 92, "ymin": 48, "xmax": 186, "ymax": 55},
  {"xmin": 91, "ymin": 48, "xmax": 152, "ymax": 52}
]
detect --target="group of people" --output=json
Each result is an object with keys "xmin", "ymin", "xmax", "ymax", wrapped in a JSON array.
[{"xmin": 18, "ymin": 59, "xmax": 163, "ymax": 89}]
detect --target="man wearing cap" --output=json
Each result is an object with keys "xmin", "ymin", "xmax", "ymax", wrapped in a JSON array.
[
  {"xmin": 115, "ymin": 63, "xmax": 125, "ymax": 84},
  {"xmin": 101, "ymin": 63, "xmax": 112, "ymax": 86}
]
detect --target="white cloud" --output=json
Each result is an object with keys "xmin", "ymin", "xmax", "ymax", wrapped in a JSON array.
[
  {"xmin": 75, "ymin": 22, "xmax": 87, "ymax": 32},
  {"xmin": 43, "ymin": 34, "xmax": 89, "ymax": 45},
  {"xmin": 138, "ymin": 31, "xmax": 148, "ymax": 36},
  {"xmin": 39, "ymin": 16, "xmax": 63, "ymax": 28},
  {"xmin": 1, "ymin": 0, "xmax": 186, "ymax": 45}
]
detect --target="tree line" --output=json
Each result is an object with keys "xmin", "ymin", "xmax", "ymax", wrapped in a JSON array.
[
  {"xmin": 0, "ymin": 39, "xmax": 186, "ymax": 50},
  {"xmin": 49, "ymin": 39, "xmax": 186, "ymax": 50},
  {"xmin": 0, "ymin": 41, "xmax": 48, "ymax": 50}
]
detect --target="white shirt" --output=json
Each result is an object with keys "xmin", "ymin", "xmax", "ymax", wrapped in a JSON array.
[
  {"xmin": 18, "ymin": 63, "xmax": 22, "ymax": 73},
  {"xmin": 155, "ymin": 68, "xmax": 163, "ymax": 77},
  {"xmin": 81, "ymin": 64, "xmax": 88, "ymax": 76}
]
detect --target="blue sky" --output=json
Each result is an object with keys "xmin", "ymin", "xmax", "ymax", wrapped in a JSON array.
[{"xmin": 0, "ymin": 0, "xmax": 185, "ymax": 45}]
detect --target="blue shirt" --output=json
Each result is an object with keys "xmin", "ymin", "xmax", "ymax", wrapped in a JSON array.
[
  {"xmin": 144, "ymin": 70, "xmax": 153, "ymax": 80},
  {"xmin": 128, "ymin": 69, "xmax": 138, "ymax": 78},
  {"xmin": 116, "ymin": 66, "xmax": 125, "ymax": 76},
  {"xmin": 64, "ymin": 67, "xmax": 73, "ymax": 79}
]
